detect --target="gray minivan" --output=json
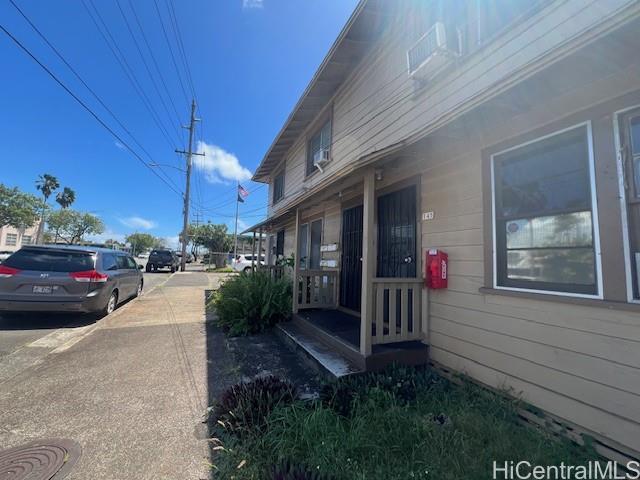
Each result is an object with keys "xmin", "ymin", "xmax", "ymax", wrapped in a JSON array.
[{"xmin": 0, "ymin": 245, "xmax": 144, "ymax": 315}]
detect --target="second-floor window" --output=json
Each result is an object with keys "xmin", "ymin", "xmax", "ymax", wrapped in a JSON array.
[
  {"xmin": 273, "ymin": 171, "xmax": 284, "ymax": 204},
  {"xmin": 306, "ymin": 119, "xmax": 332, "ymax": 176},
  {"xmin": 5, "ymin": 233, "xmax": 17, "ymax": 246}
]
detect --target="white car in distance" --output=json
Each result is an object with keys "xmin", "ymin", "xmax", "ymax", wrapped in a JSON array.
[{"xmin": 232, "ymin": 254, "xmax": 265, "ymax": 273}]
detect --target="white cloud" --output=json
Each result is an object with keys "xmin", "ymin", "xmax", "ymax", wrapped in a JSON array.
[
  {"xmin": 86, "ymin": 229, "xmax": 126, "ymax": 244},
  {"xmin": 194, "ymin": 141, "xmax": 252, "ymax": 184},
  {"xmin": 119, "ymin": 216, "xmax": 157, "ymax": 230},
  {"xmin": 163, "ymin": 236, "xmax": 180, "ymax": 249},
  {"xmin": 242, "ymin": 0, "xmax": 263, "ymax": 9},
  {"xmin": 114, "ymin": 141, "xmax": 126, "ymax": 150}
]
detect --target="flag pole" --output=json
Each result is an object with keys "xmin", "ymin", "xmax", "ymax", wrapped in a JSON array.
[{"xmin": 233, "ymin": 181, "xmax": 239, "ymax": 265}]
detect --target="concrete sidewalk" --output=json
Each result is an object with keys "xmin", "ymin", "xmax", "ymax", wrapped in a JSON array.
[{"xmin": 0, "ymin": 272, "xmax": 220, "ymax": 480}]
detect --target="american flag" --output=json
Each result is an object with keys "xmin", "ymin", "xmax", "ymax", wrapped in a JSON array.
[{"xmin": 237, "ymin": 184, "xmax": 249, "ymax": 203}]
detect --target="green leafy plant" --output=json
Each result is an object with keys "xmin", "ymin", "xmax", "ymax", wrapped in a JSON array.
[
  {"xmin": 214, "ymin": 376, "xmax": 297, "ymax": 437},
  {"xmin": 210, "ymin": 270, "xmax": 292, "ymax": 336},
  {"xmin": 320, "ymin": 364, "xmax": 441, "ymax": 416}
]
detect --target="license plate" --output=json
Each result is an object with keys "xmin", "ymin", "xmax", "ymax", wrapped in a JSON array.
[{"xmin": 33, "ymin": 285, "xmax": 53, "ymax": 294}]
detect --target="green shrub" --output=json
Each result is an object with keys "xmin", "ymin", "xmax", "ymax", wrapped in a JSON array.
[
  {"xmin": 210, "ymin": 270, "xmax": 292, "ymax": 335},
  {"xmin": 214, "ymin": 375, "xmax": 297, "ymax": 437},
  {"xmin": 320, "ymin": 364, "xmax": 441, "ymax": 416}
]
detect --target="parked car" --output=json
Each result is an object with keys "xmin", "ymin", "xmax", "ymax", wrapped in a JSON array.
[
  {"xmin": 146, "ymin": 249, "xmax": 179, "ymax": 272},
  {"xmin": 137, "ymin": 251, "xmax": 150, "ymax": 259},
  {"xmin": 0, "ymin": 245, "xmax": 144, "ymax": 315},
  {"xmin": 0, "ymin": 251, "xmax": 13, "ymax": 263},
  {"xmin": 232, "ymin": 254, "xmax": 265, "ymax": 273}
]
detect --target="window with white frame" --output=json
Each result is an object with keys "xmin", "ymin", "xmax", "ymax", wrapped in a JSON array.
[
  {"xmin": 306, "ymin": 119, "xmax": 331, "ymax": 176},
  {"xmin": 492, "ymin": 124, "xmax": 599, "ymax": 295},
  {"xmin": 22, "ymin": 235, "xmax": 32, "ymax": 245},
  {"xmin": 5, "ymin": 233, "xmax": 18, "ymax": 247},
  {"xmin": 619, "ymin": 108, "xmax": 640, "ymax": 300},
  {"xmin": 297, "ymin": 219, "xmax": 322, "ymax": 270}
]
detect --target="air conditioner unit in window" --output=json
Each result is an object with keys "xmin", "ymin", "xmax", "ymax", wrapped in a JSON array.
[
  {"xmin": 407, "ymin": 22, "xmax": 458, "ymax": 81},
  {"xmin": 313, "ymin": 149, "xmax": 330, "ymax": 173}
]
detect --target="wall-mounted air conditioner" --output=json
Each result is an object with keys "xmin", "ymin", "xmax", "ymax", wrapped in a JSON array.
[
  {"xmin": 313, "ymin": 149, "xmax": 330, "ymax": 173},
  {"xmin": 407, "ymin": 22, "xmax": 458, "ymax": 81}
]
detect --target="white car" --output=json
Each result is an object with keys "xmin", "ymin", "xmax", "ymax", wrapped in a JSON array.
[
  {"xmin": 232, "ymin": 254, "xmax": 265, "ymax": 273},
  {"xmin": 137, "ymin": 252, "xmax": 150, "ymax": 259}
]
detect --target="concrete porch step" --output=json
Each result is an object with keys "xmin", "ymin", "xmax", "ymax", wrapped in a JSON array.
[{"xmin": 276, "ymin": 321, "xmax": 364, "ymax": 379}]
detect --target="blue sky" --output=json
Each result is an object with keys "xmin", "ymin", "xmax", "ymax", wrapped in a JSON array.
[{"xmin": 0, "ymin": 0, "xmax": 357, "ymax": 246}]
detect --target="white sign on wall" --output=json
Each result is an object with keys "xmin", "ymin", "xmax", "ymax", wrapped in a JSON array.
[
  {"xmin": 319, "ymin": 259, "xmax": 338, "ymax": 268},
  {"xmin": 422, "ymin": 211, "xmax": 434, "ymax": 221},
  {"xmin": 320, "ymin": 243, "xmax": 339, "ymax": 252}
]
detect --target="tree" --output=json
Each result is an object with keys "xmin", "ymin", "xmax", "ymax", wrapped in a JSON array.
[
  {"xmin": 35, "ymin": 173, "xmax": 59, "ymax": 243},
  {"xmin": 46, "ymin": 209, "xmax": 104, "ymax": 244},
  {"xmin": 0, "ymin": 184, "xmax": 41, "ymax": 229},
  {"xmin": 125, "ymin": 233, "xmax": 157, "ymax": 256},
  {"xmin": 55, "ymin": 187, "xmax": 76, "ymax": 209},
  {"xmin": 189, "ymin": 223, "xmax": 232, "ymax": 264}
]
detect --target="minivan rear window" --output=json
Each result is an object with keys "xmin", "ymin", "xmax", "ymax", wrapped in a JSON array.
[{"xmin": 4, "ymin": 249, "xmax": 95, "ymax": 272}]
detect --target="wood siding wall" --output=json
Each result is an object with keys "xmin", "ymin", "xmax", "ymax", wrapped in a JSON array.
[
  {"xmin": 420, "ymin": 85, "xmax": 640, "ymax": 456},
  {"xmin": 268, "ymin": 0, "xmax": 639, "ymax": 218}
]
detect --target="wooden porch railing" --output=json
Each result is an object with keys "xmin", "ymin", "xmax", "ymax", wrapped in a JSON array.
[
  {"xmin": 259, "ymin": 265, "xmax": 286, "ymax": 280},
  {"xmin": 296, "ymin": 270, "xmax": 338, "ymax": 309},
  {"xmin": 371, "ymin": 278, "xmax": 424, "ymax": 345}
]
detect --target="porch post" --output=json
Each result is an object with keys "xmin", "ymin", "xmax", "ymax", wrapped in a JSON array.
[
  {"xmin": 360, "ymin": 168, "xmax": 375, "ymax": 356},
  {"xmin": 292, "ymin": 208, "xmax": 300, "ymax": 314},
  {"xmin": 257, "ymin": 227, "xmax": 263, "ymax": 270},
  {"xmin": 251, "ymin": 230, "xmax": 256, "ymax": 270}
]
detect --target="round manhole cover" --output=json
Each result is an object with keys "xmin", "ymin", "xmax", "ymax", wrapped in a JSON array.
[{"xmin": 0, "ymin": 439, "xmax": 81, "ymax": 480}]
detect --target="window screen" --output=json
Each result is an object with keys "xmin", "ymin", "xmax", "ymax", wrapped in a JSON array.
[
  {"xmin": 309, "ymin": 220, "xmax": 322, "ymax": 270},
  {"xmin": 493, "ymin": 125, "xmax": 598, "ymax": 295},
  {"xmin": 306, "ymin": 119, "xmax": 331, "ymax": 176},
  {"xmin": 273, "ymin": 172, "xmax": 285, "ymax": 204}
]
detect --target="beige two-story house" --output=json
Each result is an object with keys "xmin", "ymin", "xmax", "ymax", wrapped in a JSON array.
[{"xmin": 244, "ymin": 0, "xmax": 640, "ymax": 460}]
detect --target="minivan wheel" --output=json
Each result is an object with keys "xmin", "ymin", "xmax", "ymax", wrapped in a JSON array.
[
  {"xmin": 145, "ymin": 263, "xmax": 151, "ymax": 273},
  {"xmin": 134, "ymin": 281, "xmax": 143, "ymax": 298},
  {"xmin": 103, "ymin": 291, "xmax": 118, "ymax": 315},
  {"xmin": 170, "ymin": 265, "xmax": 176, "ymax": 273}
]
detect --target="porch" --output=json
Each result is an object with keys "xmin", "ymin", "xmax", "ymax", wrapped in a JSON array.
[{"xmin": 252, "ymin": 166, "xmax": 430, "ymax": 372}]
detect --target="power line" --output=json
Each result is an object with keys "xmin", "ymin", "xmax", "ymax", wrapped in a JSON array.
[
  {"xmin": 6, "ymin": 0, "xmax": 180, "ymax": 193},
  {"xmin": 0, "ymin": 21, "xmax": 183, "ymax": 197},
  {"xmin": 164, "ymin": 0, "xmax": 198, "ymax": 103},
  {"xmin": 127, "ymin": 0, "xmax": 186, "ymax": 145},
  {"xmin": 114, "ymin": 0, "xmax": 184, "ymax": 148},
  {"xmin": 81, "ymin": 0, "xmax": 178, "ymax": 152},
  {"xmin": 152, "ymin": 0, "xmax": 190, "ymax": 107}
]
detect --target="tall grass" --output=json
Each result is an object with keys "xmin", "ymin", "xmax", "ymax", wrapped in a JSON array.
[{"xmin": 211, "ymin": 372, "xmax": 596, "ymax": 479}]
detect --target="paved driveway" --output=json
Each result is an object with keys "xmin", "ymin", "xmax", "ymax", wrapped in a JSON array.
[{"xmin": 0, "ymin": 271, "xmax": 216, "ymax": 479}]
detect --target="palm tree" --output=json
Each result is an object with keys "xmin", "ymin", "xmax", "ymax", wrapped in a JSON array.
[
  {"xmin": 35, "ymin": 173, "xmax": 59, "ymax": 244},
  {"xmin": 55, "ymin": 187, "xmax": 76, "ymax": 209}
]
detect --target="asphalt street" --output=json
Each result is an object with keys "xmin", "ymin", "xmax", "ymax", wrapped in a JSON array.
[
  {"xmin": 0, "ymin": 270, "xmax": 171, "ymax": 361},
  {"xmin": 0, "ymin": 269, "xmax": 218, "ymax": 479}
]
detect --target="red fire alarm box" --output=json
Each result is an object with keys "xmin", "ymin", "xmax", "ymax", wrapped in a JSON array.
[{"xmin": 425, "ymin": 249, "xmax": 448, "ymax": 289}]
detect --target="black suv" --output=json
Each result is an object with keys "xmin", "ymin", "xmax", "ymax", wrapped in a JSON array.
[{"xmin": 146, "ymin": 250, "xmax": 179, "ymax": 273}]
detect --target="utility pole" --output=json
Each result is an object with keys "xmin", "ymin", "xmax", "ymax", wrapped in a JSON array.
[
  {"xmin": 233, "ymin": 181, "xmax": 239, "ymax": 263},
  {"xmin": 175, "ymin": 99, "xmax": 204, "ymax": 272}
]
